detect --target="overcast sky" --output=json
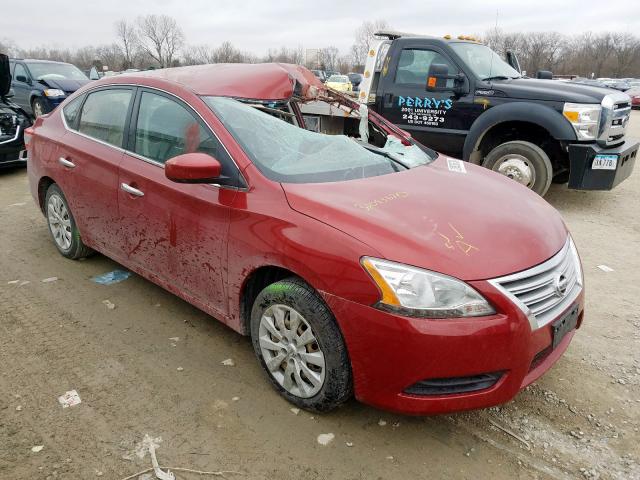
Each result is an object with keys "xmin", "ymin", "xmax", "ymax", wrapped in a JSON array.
[{"xmin": 2, "ymin": 0, "xmax": 639, "ymax": 55}]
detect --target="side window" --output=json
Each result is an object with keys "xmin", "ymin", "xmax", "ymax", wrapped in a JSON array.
[
  {"xmin": 78, "ymin": 89, "xmax": 132, "ymax": 147},
  {"xmin": 13, "ymin": 63, "xmax": 28, "ymax": 82},
  {"xmin": 134, "ymin": 91, "xmax": 226, "ymax": 166},
  {"xmin": 62, "ymin": 96, "xmax": 84, "ymax": 129},
  {"xmin": 395, "ymin": 49, "xmax": 457, "ymax": 87}
]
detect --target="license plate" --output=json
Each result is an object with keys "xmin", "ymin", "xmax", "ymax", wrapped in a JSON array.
[
  {"xmin": 592, "ymin": 154, "xmax": 618, "ymax": 170},
  {"xmin": 552, "ymin": 304, "xmax": 579, "ymax": 349}
]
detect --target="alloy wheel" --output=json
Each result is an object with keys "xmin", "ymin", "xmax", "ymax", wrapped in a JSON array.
[
  {"xmin": 47, "ymin": 194, "xmax": 72, "ymax": 251},
  {"xmin": 258, "ymin": 304, "xmax": 326, "ymax": 398}
]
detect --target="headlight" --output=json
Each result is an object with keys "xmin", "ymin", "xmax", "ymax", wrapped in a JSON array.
[
  {"xmin": 361, "ymin": 257, "xmax": 495, "ymax": 318},
  {"xmin": 43, "ymin": 89, "xmax": 65, "ymax": 97},
  {"xmin": 568, "ymin": 236, "xmax": 583, "ymax": 286},
  {"xmin": 563, "ymin": 103, "xmax": 601, "ymax": 140}
]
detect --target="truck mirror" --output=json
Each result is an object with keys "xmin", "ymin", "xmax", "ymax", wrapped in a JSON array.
[
  {"xmin": 536, "ymin": 70, "xmax": 553, "ymax": 80},
  {"xmin": 16, "ymin": 75, "xmax": 29, "ymax": 84},
  {"xmin": 426, "ymin": 63, "xmax": 450, "ymax": 91}
]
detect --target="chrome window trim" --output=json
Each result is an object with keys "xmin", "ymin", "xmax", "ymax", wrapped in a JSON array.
[
  {"xmin": 60, "ymin": 83, "xmax": 247, "ymax": 189},
  {"xmin": 488, "ymin": 237, "xmax": 583, "ymax": 331}
]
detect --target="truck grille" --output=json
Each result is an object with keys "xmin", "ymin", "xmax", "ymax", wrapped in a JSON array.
[
  {"xmin": 599, "ymin": 93, "xmax": 632, "ymax": 147},
  {"xmin": 488, "ymin": 239, "xmax": 583, "ymax": 330}
]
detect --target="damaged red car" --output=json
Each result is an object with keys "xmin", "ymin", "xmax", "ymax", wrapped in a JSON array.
[{"xmin": 26, "ymin": 63, "xmax": 584, "ymax": 414}]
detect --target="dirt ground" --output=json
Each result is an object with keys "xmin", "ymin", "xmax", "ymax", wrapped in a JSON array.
[{"xmin": 1, "ymin": 112, "xmax": 639, "ymax": 480}]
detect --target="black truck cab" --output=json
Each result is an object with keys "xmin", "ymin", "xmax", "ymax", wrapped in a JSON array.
[{"xmin": 361, "ymin": 32, "xmax": 638, "ymax": 195}]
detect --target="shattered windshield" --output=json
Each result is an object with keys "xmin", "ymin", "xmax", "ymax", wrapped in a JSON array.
[{"xmin": 204, "ymin": 96, "xmax": 433, "ymax": 184}]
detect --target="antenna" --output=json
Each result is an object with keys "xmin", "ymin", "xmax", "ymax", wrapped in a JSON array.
[{"xmin": 487, "ymin": 9, "xmax": 498, "ymax": 82}]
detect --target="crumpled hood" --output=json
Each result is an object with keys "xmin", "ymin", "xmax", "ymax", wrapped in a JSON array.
[
  {"xmin": 38, "ymin": 77, "xmax": 89, "ymax": 93},
  {"xmin": 283, "ymin": 156, "xmax": 567, "ymax": 281}
]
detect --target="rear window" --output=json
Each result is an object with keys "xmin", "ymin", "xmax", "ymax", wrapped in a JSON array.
[{"xmin": 78, "ymin": 89, "xmax": 132, "ymax": 147}]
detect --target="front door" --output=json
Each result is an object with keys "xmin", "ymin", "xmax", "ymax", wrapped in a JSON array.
[
  {"xmin": 118, "ymin": 89, "xmax": 237, "ymax": 316},
  {"xmin": 377, "ymin": 44, "xmax": 476, "ymax": 157}
]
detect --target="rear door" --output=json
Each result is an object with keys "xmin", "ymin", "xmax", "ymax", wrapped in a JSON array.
[
  {"xmin": 56, "ymin": 86, "xmax": 134, "ymax": 260},
  {"xmin": 377, "ymin": 40, "xmax": 475, "ymax": 157},
  {"xmin": 118, "ymin": 88, "xmax": 238, "ymax": 316}
]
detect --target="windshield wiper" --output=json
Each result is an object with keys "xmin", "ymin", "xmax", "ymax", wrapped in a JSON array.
[
  {"xmin": 359, "ymin": 143, "xmax": 410, "ymax": 170},
  {"xmin": 482, "ymin": 75, "xmax": 510, "ymax": 81}
]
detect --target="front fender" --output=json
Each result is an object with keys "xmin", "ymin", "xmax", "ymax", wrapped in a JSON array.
[{"xmin": 462, "ymin": 102, "xmax": 577, "ymax": 162}]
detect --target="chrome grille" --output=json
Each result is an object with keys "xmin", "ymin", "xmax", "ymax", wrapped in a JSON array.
[
  {"xmin": 489, "ymin": 239, "xmax": 583, "ymax": 330},
  {"xmin": 599, "ymin": 93, "xmax": 632, "ymax": 147}
]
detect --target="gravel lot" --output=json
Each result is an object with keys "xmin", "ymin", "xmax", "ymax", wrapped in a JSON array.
[{"xmin": 1, "ymin": 111, "xmax": 639, "ymax": 480}]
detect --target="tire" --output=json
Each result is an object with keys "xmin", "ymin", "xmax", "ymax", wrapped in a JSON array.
[
  {"xmin": 250, "ymin": 277, "xmax": 352, "ymax": 412},
  {"xmin": 483, "ymin": 140, "xmax": 553, "ymax": 196},
  {"xmin": 32, "ymin": 97, "xmax": 48, "ymax": 118},
  {"xmin": 45, "ymin": 184, "xmax": 94, "ymax": 259}
]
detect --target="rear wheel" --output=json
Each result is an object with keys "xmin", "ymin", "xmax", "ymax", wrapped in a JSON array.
[
  {"xmin": 483, "ymin": 140, "xmax": 553, "ymax": 196},
  {"xmin": 250, "ymin": 277, "xmax": 352, "ymax": 412},
  {"xmin": 45, "ymin": 184, "xmax": 93, "ymax": 259}
]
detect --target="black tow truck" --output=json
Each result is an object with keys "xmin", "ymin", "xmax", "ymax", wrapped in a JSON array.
[
  {"xmin": 0, "ymin": 53, "xmax": 30, "ymax": 169},
  {"xmin": 358, "ymin": 31, "xmax": 638, "ymax": 196}
]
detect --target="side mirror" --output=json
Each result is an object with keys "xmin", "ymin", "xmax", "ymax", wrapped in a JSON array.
[
  {"xmin": 536, "ymin": 70, "xmax": 553, "ymax": 80},
  {"xmin": 426, "ymin": 63, "xmax": 464, "ymax": 93},
  {"xmin": 16, "ymin": 75, "xmax": 30, "ymax": 84},
  {"xmin": 165, "ymin": 153, "xmax": 223, "ymax": 184}
]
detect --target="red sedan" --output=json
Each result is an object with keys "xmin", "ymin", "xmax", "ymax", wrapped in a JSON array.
[
  {"xmin": 25, "ymin": 63, "xmax": 584, "ymax": 414},
  {"xmin": 628, "ymin": 88, "xmax": 640, "ymax": 109}
]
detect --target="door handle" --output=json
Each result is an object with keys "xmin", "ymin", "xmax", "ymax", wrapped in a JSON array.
[
  {"xmin": 383, "ymin": 93, "xmax": 393, "ymax": 108},
  {"xmin": 58, "ymin": 157, "xmax": 75, "ymax": 168},
  {"xmin": 121, "ymin": 183, "xmax": 145, "ymax": 197}
]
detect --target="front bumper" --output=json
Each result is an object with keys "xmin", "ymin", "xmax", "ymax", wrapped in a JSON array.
[
  {"xmin": 321, "ymin": 284, "xmax": 584, "ymax": 415},
  {"xmin": 0, "ymin": 127, "xmax": 27, "ymax": 169},
  {"xmin": 567, "ymin": 139, "xmax": 638, "ymax": 190}
]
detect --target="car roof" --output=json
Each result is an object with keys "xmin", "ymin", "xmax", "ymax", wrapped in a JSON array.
[
  {"xmin": 12, "ymin": 58, "xmax": 73, "ymax": 65},
  {"xmin": 111, "ymin": 62, "xmax": 325, "ymax": 101}
]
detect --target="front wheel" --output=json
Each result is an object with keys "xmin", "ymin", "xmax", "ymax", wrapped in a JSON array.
[
  {"xmin": 483, "ymin": 140, "xmax": 553, "ymax": 196},
  {"xmin": 250, "ymin": 277, "xmax": 352, "ymax": 412},
  {"xmin": 32, "ymin": 98, "xmax": 48, "ymax": 118}
]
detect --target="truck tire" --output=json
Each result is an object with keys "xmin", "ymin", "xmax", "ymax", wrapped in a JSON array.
[
  {"xmin": 483, "ymin": 141, "xmax": 553, "ymax": 196},
  {"xmin": 250, "ymin": 277, "xmax": 352, "ymax": 412}
]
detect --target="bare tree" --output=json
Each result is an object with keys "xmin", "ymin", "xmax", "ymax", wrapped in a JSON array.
[
  {"xmin": 115, "ymin": 20, "xmax": 138, "ymax": 70},
  {"xmin": 351, "ymin": 20, "xmax": 390, "ymax": 69},
  {"xmin": 612, "ymin": 33, "xmax": 639, "ymax": 77},
  {"xmin": 136, "ymin": 14, "xmax": 184, "ymax": 68},
  {"xmin": 96, "ymin": 44, "xmax": 125, "ymax": 71},
  {"xmin": 319, "ymin": 46, "xmax": 339, "ymax": 71}
]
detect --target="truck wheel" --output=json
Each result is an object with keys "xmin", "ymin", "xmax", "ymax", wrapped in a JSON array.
[
  {"xmin": 483, "ymin": 141, "xmax": 552, "ymax": 196},
  {"xmin": 32, "ymin": 98, "xmax": 47, "ymax": 117},
  {"xmin": 250, "ymin": 277, "xmax": 352, "ymax": 412},
  {"xmin": 45, "ymin": 184, "xmax": 94, "ymax": 259}
]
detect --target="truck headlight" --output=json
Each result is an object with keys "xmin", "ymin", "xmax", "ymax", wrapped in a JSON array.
[
  {"xmin": 361, "ymin": 257, "xmax": 495, "ymax": 318},
  {"xmin": 563, "ymin": 103, "xmax": 601, "ymax": 140},
  {"xmin": 43, "ymin": 89, "xmax": 65, "ymax": 97}
]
